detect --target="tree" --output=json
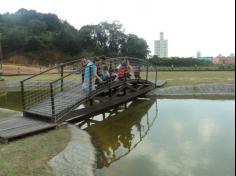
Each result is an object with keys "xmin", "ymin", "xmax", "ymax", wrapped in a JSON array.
[
  {"xmin": 97, "ymin": 21, "xmax": 126, "ymax": 56},
  {"xmin": 149, "ymin": 56, "xmax": 213, "ymax": 67},
  {"xmin": 3, "ymin": 27, "xmax": 27, "ymax": 52},
  {"xmin": 24, "ymin": 36, "xmax": 41, "ymax": 51},
  {"xmin": 77, "ymin": 25, "xmax": 97, "ymax": 53},
  {"xmin": 28, "ymin": 20, "xmax": 47, "ymax": 34},
  {"xmin": 0, "ymin": 9, "xmax": 150, "ymax": 64},
  {"xmin": 42, "ymin": 13, "xmax": 62, "ymax": 31},
  {"xmin": 121, "ymin": 34, "xmax": 149, "ymax": 58}
]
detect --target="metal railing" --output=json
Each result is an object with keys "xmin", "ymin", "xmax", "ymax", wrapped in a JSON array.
[{"xmin": 20, "ymin": 60, "xmax": 82, "ymax": 117}]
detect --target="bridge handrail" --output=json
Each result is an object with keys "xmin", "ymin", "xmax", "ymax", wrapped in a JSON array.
[
  {"xmin": 50, "ymin": 70, "xmax": 77, "ymax": 85},
  {"xmin": 20, "ymin": 65, "xmax": 60, "ymax": 83},
  {"xmin": 21, "ymin": 56, "xmax": 156, "ymax": 83},
  {"xmin": 21, "ymin": 59, "xmax": 82, "ymax": 83}
]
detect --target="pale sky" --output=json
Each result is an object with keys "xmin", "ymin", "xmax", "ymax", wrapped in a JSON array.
[{"xmin": 0, "ymin": 0, "xmax": 235, "ymax": 57}]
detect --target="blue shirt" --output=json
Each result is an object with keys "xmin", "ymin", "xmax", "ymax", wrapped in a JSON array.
[{"xmin": 84, "ymin": 60, "xmax": 97, "ymax": 79}]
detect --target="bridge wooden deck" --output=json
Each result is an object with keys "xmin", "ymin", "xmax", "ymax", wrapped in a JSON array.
[
  {"xmin": 0, "ymin": 116, "xmax": 56, "ymax": 143},
  {"xmin": 25, "ymin": 84, "xmax": 86, "ymax": 119}
]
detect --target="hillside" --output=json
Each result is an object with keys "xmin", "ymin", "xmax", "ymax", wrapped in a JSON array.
[{"xmin": 0, "ymin": 9, "xmax": 149, "ymax": 65}]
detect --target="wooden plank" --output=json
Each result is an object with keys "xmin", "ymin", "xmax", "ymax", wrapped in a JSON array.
[
  {"xmin": 0, "ymin": 117, "xmax": 56, "ymax": 142},
  {"xmin": 0, "ymin": 120, "xmax": 41, "ymax": 132},
  {"xmin": 25, "ymin": 85, "xmax": 86, "ymax": 119},
  {"xmin": 156, "ymin": 80, "xmax": 166, "ymax": 87},
  {"xmin": 0, "ymin": 123, "xmax": 55, "ymax": 138},
  {"xmin": 0, "ymin": 117, "xmax": 38, "ymax": 128},
  {"xmin": 0, "ymin": 118, "xmax": 49, "ymax": 131}
]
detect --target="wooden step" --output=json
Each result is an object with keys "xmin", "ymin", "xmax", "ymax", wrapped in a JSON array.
[{"xmin": 0, "ymin": 116, "xmax": 56, "ymax": 143}]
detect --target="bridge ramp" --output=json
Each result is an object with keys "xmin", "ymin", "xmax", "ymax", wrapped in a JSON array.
[
  {"xmin": 0, "ymin": 116, "xmax": 56, "ymax": 143},
  {"xmin": 25, "ymin": 84, "xmax": 86, "ymax": 119}
]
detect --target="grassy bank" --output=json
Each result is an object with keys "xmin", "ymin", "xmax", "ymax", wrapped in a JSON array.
[
  {"xmin": 156, "ymin": 65, "xmax": 235, "ymax": 71},
  {"xmin": 0, "ymin": 111, "xmax": 70, "ymax": 176},
  {"xmin": 143, "ymin": 71, "xmax": 234, "ymax": 87},
  {"xmin": 158, "ymin": 71, "xmax": 235, "ymax": 87},
  {"xmin": 2, "ymin": 71, "xmax": 235, "ymax": 86}
]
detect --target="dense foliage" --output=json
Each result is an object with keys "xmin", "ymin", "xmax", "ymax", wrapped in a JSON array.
[{"xmin": 0, "ymin": 9, "xmax": 149, "ymax": 64}]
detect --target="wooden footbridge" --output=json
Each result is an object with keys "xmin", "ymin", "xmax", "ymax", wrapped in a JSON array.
[{"xmin": 0, "ymin": 57, "xmax": 165, "ymax": 143}]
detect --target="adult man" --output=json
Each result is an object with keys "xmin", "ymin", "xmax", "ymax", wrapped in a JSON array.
[{"xmin": 82, "ymin": 58, "xmax": 103, "ymax": 94}]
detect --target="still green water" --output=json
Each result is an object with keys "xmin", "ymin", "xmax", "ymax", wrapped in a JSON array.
[
  {"xmin": 0, "ymin": 91, "xmax": 22, "ymax": 111},
  {"xmin": 0, "ymin": 91, "xmax": 235, "ymax": 175},
  {"xmin": 85, "ymin": 99, "xmax": 235, "ymax": 176}
]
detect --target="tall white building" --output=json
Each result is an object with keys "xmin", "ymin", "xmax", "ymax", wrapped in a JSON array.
[
  {"xmin": 197, "ymin": 51, "xmax": 201, "ymax": 58},
  {"xmin": 154, "ymin": 32, "xmax": 168, "ymax": 57}
]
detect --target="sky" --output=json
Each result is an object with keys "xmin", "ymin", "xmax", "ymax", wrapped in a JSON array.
[{"xmin": 0, "ymin": 0, "xmax": 235, "ymax": 57}]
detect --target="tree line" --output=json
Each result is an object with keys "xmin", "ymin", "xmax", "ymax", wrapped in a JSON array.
[
  {"xmin": 0, "ymin": 9, "xmax": 149, "ymax": 64},
  {"xmin": 149, "ymin": 55, "xmax": 213, "ymax": 67}
]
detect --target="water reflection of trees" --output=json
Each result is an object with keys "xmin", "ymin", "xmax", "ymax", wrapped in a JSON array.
[{"xmin": 77, "ymin": 98, "xmax": 158, "ymax": 169}]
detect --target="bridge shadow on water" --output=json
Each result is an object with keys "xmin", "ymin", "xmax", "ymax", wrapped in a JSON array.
[{"xmin": 72, "ymin": 97, "xmax": 158, "ymax": 169}]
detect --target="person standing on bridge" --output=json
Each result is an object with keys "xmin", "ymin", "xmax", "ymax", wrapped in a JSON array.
[
  {"xmin": 134, "ymin": 65, "xmax": 141, "ymax": 79},
  {"xmin": 82, "ymin": 58, "xmax": 103, "ymax": 94},
  {"xmin": 117, "ymin": 59, "xmax": 132, "ymax": 81}
]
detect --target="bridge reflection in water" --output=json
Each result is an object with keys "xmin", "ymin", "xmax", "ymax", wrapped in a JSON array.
[{"xmin": 74, "ymin": 98, "xmax": 158, "ymax": 169}]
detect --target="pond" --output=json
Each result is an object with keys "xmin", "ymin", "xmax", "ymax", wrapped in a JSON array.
[
  {"xmin": 0, "ymin": 91, "xmax": 22, "ymax": 111},
  {"xmin": 0, "ymin": 90, "xmax": 234, "ymax": 176},
  {"xmin": 83, "ymin": 98, "xmax": 235, "ymax": 176},
  {"xmin": 0, "ymin": 89, "xmax": 49, "ymax": 112}
]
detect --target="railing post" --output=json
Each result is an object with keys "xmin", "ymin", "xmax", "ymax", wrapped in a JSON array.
[
  {"xmin": 20, "ymin": 81, "xmax": 26, "ymax": 111},
  {"xmin": 50, "ymin": 83, "xmax": 55, "ymax": 121},
  {"xmin": 60, "ymin": 64, "xmax": 64, "ymax": 92}
]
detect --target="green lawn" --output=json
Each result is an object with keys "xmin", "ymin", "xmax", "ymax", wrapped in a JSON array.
[
  {"xmin": 3, "ymin": 71, "xmax": 235, "ymax": 87},
  {"xmin": 0, "ymin": 111, "xmax": 17, "ymax": 120},
  {"xmin": 145, "ymin": 71, "xmax": 235, "ymax": 87}
]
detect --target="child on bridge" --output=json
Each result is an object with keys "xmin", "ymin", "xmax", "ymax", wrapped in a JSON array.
[{"xmin": 117, "ymin": 59, "xmax": 133, "ymax": 81}]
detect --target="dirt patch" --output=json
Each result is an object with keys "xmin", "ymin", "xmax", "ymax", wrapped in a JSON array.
[
  {"xmin": 7, "ymin": 55, "xmax": 39, "ymax": 65},
  {"xmin": 1, "ymin": 64, "xmax": 51, "ymax": 75}
]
